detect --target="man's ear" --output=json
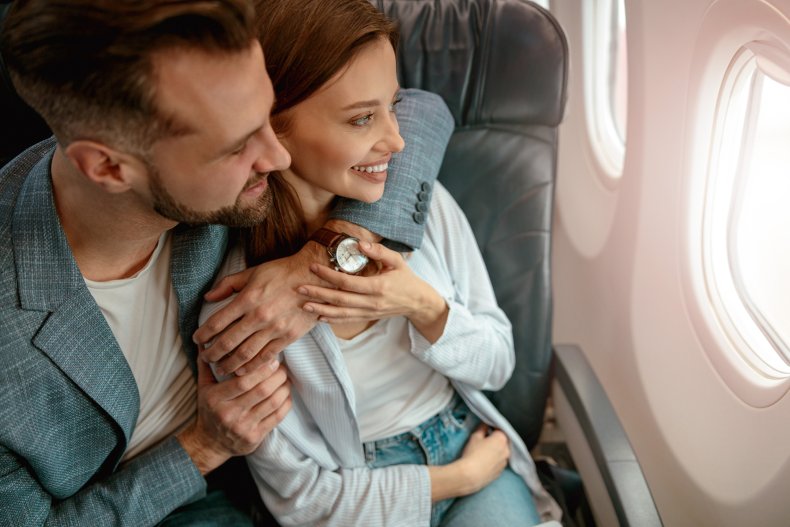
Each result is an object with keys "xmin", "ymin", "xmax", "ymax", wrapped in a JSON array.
[{"xmin": 64, "ymin": 140, "xmax": 145, "ymax": 193}]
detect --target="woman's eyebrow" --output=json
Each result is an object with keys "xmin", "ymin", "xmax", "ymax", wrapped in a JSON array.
[{"xmin": 341, "ymin": 99, "xmax": 380, "ymax": 110}]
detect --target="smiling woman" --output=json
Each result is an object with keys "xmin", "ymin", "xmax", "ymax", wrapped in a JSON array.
[
  {"xmin": 242, "ymin": 0, "xmax": 405, "ymax": 262},
  {"xmin": 275, "ymin": 37, "xmax": 405, "ymax": 221}
]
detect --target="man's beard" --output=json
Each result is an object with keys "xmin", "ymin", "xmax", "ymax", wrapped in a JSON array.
[{"xmin": 146, "ymin": 164, "xmax": 273, "ymax": 227}]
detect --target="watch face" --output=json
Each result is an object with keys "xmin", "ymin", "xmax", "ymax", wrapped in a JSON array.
[{"xmin": 334, "ymin": 237, "xmax": 368, "ymax": 273}]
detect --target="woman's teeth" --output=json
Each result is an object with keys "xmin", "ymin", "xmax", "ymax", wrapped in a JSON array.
[{"xmin": 352, "ymin": 163, "xmax": 388, "ymax": 173}]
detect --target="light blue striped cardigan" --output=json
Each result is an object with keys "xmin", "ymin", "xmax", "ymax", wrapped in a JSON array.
[{"xmin": 204, "ymin": 184, "xmax": 561, "ymax": 526}]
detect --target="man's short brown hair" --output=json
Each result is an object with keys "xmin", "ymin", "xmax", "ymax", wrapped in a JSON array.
[{"xmin": 1, "ymin": 0, "xmax": 256, "ymax": 153}]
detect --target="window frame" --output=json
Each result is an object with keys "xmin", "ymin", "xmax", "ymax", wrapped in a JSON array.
[
  {"xmin": 681, "ymin": 0, "xmax": 790, "ymax": 407},
  {"xmin": 703, "ymin": 47, "xmax": 790, "ymax": 377},
  {"xmin": 582, "ymin": 0, "xmax": 628, "ymax": 180}
]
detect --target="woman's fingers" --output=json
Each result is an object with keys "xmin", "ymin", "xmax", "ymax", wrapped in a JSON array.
[
  {"xmin": 303, "ymin": 303, "xmax": 376, "ymax": 321},
  {"xmin": 299, "ymin": 285, "xmax": 372, "ymax": 309},
  {"xmin": 468, "ymin": 423, "xmax": 489, "ymax": 442},
  {"xmin": 358, "ymin": 241, "xmax": 405, "ymax": 269},
  {"xmin": 308, "ymin": 264, "xmax": 377, "ymax": 294}
]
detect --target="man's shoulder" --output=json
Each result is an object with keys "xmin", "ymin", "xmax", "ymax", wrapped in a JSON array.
[
  {"xmin": 0, "ymin": 137, "xmax": 56, "ymax": 221},
  {"xmin": 0, "ymin": 137, "xmax": 56, "ymax": 275},
  {"xmin": 0, "ymin": 137, "xmax": 56, "ymax": 180}
]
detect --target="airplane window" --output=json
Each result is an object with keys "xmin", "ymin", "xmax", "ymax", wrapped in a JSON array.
[
  {"xmin": 610, "ymin": 0, "xmax": 628, "ymax": 142},
  {"xmin": 704, "ymin": 46, "xmax": 790, "ymax": 375},
  {"xmin": 583, "ymin": 0, "xmax": 628, "ymax": 178}
]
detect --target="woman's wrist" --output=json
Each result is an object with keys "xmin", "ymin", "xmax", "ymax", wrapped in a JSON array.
[
  {"xmin": 322, "ymin": 219, "xmax": 382, "ymax": 243},
  {"xmin": 428, "ymin": 461, "xmax": 475, "ymax": 502},
  {"xmin": 407, "ymin": 281, "xmax": 449, "ymax": 343}
]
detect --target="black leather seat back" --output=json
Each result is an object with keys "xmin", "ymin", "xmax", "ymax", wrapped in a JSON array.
[
  {"xmin": 376, "ymin": 0, "xmax": 568, "ymax": 448},
  {"xmin": 0, "ymin": 3, "xmax": 51, "ymax": 168}
]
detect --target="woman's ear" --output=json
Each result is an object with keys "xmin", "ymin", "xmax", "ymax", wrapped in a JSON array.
[{"xmin": 64, "ymin": 140, "xmax": 145, "ymax": 193}]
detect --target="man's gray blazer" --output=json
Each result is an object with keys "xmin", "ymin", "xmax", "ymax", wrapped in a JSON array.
[{"xmin": 0, "ymin": 90, "xmax": 453, "ymax": 526}]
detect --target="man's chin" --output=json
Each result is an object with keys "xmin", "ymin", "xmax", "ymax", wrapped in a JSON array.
[
  {"xmin": 164, "ymin": 208, "xmax": 271, "ymax": 228},
  {"xmin": 153, "ymin": 191, "xmax": 273, "ymax": 228}
]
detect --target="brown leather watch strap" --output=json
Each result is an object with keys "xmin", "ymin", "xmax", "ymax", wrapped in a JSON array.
[{"xmin": 309, "ymin": 227, "xmax": 345, "ymax": 249}]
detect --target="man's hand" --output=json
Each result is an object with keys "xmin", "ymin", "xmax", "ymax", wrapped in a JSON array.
[
  {"xmin": 193, "ymin": 220, "xmax": 382, "ymax": 376},
  {"xmin": 177, "ymin": 359, "xmax": 291, "ymax": 475},
  {"xmin": 193, "ymin": 243, "xmax": 328, "ymax": 376}
]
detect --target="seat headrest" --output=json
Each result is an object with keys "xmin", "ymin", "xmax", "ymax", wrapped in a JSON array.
[{"xmin": 375, "ymin": 0, "xmax": 568, "ymax": 127}]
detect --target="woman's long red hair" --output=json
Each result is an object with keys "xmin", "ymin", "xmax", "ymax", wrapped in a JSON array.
[{"xmin": 242, "ymin": 0, "xmax": 399, "ymax": 266}]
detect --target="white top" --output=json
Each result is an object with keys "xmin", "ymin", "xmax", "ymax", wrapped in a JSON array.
[
  {"xmin": 85, "ymin": 233, "xmax": 196, "ymax": 461},
  {"xmin": 336, "ymin": 316, "xmax": 453, "ymax": 442},
  {"xmin": 202, "ymin": 183, "xmax": 561, "ymax": 526}
]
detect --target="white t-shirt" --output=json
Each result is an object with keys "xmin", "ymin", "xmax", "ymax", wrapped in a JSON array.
[
  {"xmin": 85, "ymin": 233, "xmax": 196, "ymax": 461},
  {"xmin": 336, "ymin": 316, "xmax": 453, "ymax": 442}
]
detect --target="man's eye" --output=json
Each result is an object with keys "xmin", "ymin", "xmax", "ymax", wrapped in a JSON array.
[{"xmin": 351, "ymin": 113, "xmax": 374, "ymax": 127}]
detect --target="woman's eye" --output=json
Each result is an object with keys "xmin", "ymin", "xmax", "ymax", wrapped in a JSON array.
[
  {"xmin": 388, "ymin": 96, "xmax": 403, "ymax": 112},
  {"xmin": 351, "ymin": 113, "xmax": 374, "ymax": 127},
  {"xmin": 230, "ymin": 143, "xmax": 246, "ymax": 156}
]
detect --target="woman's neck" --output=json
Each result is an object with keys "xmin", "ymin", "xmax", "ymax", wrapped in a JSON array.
[
  {"xmin": 280, "ymin": 168, "xmax": 334, "ymax": 235},
  {"xmin": 304, "ymin": 208, "xmax": 331, "ymax": 237}
]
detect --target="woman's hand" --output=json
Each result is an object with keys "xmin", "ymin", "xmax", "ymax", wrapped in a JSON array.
[
  {"xmin": 298, "ymin": 241, "xmax": 449, "ymax": 342},
  {"xmin": 428, "ymin": 423, "xmax": 510, "ymax": 501},
  {"xmin": 456, "ymin": 424, "xmax": 511, "ymax": 493}
]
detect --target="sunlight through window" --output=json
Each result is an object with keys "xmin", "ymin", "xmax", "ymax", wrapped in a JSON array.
[
  {"xmin": 583, "ymin": 0, "xmax": 628, "ymax": 178},
  {"xmin": 706, "ymin": 47, "xmax": 790, "ymax": 375}
]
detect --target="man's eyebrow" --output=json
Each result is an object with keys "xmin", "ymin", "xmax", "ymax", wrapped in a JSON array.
[
  {"xmin": 217, "ymin": 96, "xmax": 277, "ymax": 157},
  {"xmin": 217, "ymin": 125, "xmax": 263, "ymax": 157}
]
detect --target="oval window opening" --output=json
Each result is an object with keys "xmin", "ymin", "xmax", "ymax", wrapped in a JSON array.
[{"xmin": 705, "ymin": 46, "xmax": 790, "ymax": 377}]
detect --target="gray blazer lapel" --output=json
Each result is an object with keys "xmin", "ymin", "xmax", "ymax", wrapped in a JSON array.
[
  {"xmin": 33, "ymin": 290, "xmax": 140, "ymax": 443},
  {"xmin": 170, "ymin": 223, "xmax": 228, "ymax": 371},
  {"xmin": 14, "ymin": 152, "xmax": 139, "ymax": 441}
]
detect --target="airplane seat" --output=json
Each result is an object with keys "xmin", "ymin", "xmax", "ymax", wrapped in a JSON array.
[
  {"xmin": 0, "ymin": 1, "xmax": 661, "ymax": 525},
  {"xmin": 376, "ymin": 0, "xmax": 662, "ymax": 525}
]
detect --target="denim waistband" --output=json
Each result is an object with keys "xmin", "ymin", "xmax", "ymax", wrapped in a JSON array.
[
  {"xmin": 363, "ymin": 392, "xmax": 465, "ymax": 449},
  {"xmin": 361, "ymin": 392, "xmax": 477, "ymax": 527}
]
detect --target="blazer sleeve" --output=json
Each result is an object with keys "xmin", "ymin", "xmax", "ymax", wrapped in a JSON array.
[
  {"xmin": 0, "ymin": 438, "xmax": 205, "ymax": 526},
  {"xmin": 329, "ymin": 89, "xmax": 454, "ymax": 252},
  {"xmin": 407, "ymin": 184, "xmax": 516, "ymax": 391},
  {"xmin": 246, "ymin": 429, "xmax": 432, "ymax": 527}
]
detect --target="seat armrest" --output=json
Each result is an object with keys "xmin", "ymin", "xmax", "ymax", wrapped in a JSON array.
[{"xmin": 552, "ymin": 344, "xmax": 662, "ymax": 527}]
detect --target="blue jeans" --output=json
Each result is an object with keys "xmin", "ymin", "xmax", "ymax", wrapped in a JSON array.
[{"xmin": 363, "ymin": 394, "xmax": 541, "ymax": 527}]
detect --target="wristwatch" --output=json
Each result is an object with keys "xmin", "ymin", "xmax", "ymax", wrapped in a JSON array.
[{"xmin": 309, "ymin": 227, "xmax": 369, "ymax": 274}]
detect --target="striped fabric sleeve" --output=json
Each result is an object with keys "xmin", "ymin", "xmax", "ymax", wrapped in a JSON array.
[
  {"xmin": 407, "ymin": 184, "xmax": 516, "ymax": 391},
  {"xmin": 246, "ymin": 428, "xmax": 432, "ymax": 527}
]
